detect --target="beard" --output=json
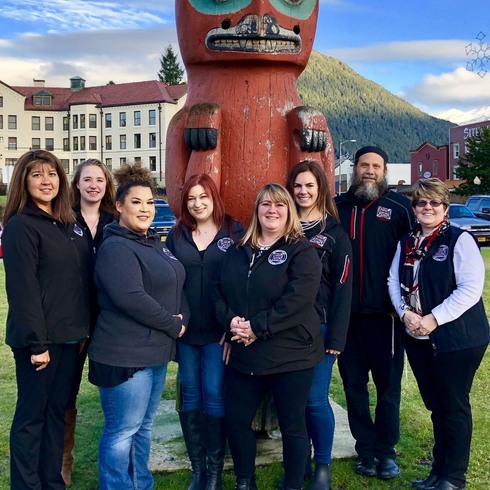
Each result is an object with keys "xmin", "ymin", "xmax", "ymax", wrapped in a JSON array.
[{"xmin": 351, "ymin": 174, "xmax": 388, "ymax": 203}]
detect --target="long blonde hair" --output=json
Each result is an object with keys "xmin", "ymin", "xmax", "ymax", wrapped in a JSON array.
[{"xmin": 240, "ymin": 183, "xmax": 304, "ymax": 249}]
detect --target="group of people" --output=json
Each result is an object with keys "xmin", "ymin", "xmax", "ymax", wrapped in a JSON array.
[{"xmin": 2, "ymin": 146, "xmax": 488, "ymax": 490}]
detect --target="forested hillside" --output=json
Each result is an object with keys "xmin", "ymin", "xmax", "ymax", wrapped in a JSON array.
[{"xmin": 298, "ymin": 51, "xmax": 455, "ymax": 162}]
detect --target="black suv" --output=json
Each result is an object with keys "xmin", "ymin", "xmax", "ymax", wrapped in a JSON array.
[
  {"xmin": 150, "ymin": 199, "xmax": 176, "ymax": 242},
  {"xmin": 465, "ymin": 195, "xmax": 490, "ymax": 221}
]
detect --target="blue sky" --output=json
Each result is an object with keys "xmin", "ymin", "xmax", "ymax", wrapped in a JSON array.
[{"xmin": 0, "ymin": 0, "xmax": 489, "ymax": 116}]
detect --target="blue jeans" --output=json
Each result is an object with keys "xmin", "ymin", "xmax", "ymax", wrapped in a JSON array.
[
  {"xmin": 177, "ymin": 341, "xmax": 225, "ymax": 417},
  {"xmin": 306, "ymin": 324, "xmax": 336, "ymax": 464},
  {"xmin": 98, "ymin": 364, "xmax": 167, "ymax": 490}
]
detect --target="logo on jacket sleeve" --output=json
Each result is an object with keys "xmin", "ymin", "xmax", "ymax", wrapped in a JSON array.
[
  {"xmin": 310, "ymin": 234, "xmax": 327, "ymax": 248},
  {"xmin": 268, "ymin": 250, "xmax": 287, "ymax": 265},
  {"xmin": 376, "ymin": 206, "xmax": 392, "ymax": 221},
  {"xmin": 432, "ymin": 245, "xmax": 449, "ymax": 262},
  {"xmin": 217, "ymin": 237, "xmax": 234, "ymax": 252},
  {"xmin": 163, "ymin": 247, "xmax": 178, "ymax": 260}
]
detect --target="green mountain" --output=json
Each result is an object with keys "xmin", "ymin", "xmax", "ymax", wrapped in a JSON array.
[{"xmin": 298, "ymin": 50, "xmax": 455, "ymax": 162}]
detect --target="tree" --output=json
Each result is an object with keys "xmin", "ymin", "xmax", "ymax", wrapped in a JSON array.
[
  {"xmin": 157, "ymin": 44, "xmax": 184, "ymax": 85},
  {"xmin": 455, "ymin": 126, "xmax": 490, "ymax": 195}
]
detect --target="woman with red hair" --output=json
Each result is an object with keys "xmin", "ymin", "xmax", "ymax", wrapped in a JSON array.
[{"xmin": 166, "ymin": 174, "xmax": 243, "ymax": 490}]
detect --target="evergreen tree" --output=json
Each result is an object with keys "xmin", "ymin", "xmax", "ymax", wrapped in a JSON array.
[
  {"xmin": 455, "ymin": 126, "xmax": 490, "ymax": 195},
  {"xmin": 157, "ymin": 44, "xmax": 184, "ymax": 85}
]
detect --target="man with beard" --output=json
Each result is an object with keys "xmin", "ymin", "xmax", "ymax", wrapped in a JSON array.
[{"xmin": 335, "ymin": 146, "xmax": 415, "ymax": 481}]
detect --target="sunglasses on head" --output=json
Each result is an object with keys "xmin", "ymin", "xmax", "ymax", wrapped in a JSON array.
[{"xmin": 415, "ymin": 200, "xmax": 443, "ymax": 208}]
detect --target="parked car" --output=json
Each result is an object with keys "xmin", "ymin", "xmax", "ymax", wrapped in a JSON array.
[
  {"xmin": 465, "ymin": 195, "xmax": 490, "ymax": 221},
  {"xmin": 449, "ymin": 204, "xmax": 490, "ymax": 245},
  {"xmin": 150, "ymin": 199, "xmax": 176, "ymax": 242}
]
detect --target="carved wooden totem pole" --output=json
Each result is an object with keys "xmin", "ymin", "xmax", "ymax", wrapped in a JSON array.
[{"xmin": 166, "ymin": 0, "xmax": 334, "ymax": 224}]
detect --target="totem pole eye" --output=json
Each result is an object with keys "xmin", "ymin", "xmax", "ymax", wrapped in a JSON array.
[
  {"xmin": 270, "ymin": 0, "xmax": 316, "ymax": 19},
  {"xmin": 189, "ymin": 0, "xmax": 252, "ymax": 14},
  {"xmin": 284, "ymin": 0, "xmax": 304, "ymax": 4}
]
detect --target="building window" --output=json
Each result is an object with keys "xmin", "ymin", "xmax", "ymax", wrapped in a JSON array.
[
  {"xmin": 32, "ymin": 138, "xmax": 41, "ymax": 150},
  {"xmin": 73, "ymin": 159, "xmax": 79, "ymax": 168},
  {"xmin": 105, "ymin": 158, "xmax": 112, "ymax": 171},
  {"xmin": 80, "ymin": 136, "xmax": 86, "ymax": 151},
  {"xmin": 120, "ymin": 157, "xmax": 127, "ymax": 165},
  {"xmin": 418, "ymin": 162, "xmax": 422, "ymax": 177},
  {"xmin": 63, "ymin": 116, "xmax": 69, "ymax": 131},
  {"xmin": 149, "ymin": 109, "xmax": 156, "ymax": 126},
  {"xmin": 149, "ymin": 156, "xmax": 156, "ymax": 172},
  {"xmin": 89, "ymin": 114, "xmax": 97, "ymax": 129},
  {"xmin": 105, "ymin": 113, "xmax": 112, "ymax": 128},
  {"xmin": 433, "ymin": 160, "xmax": 438, "ymax": 176},
  {"xmin": 33, "ymin": 95, "xmax": 52, "ymax": 106},
  {"xmin": 89, "ymin": 136, "xmax": 97, "ymax": 150},
  {"xmin": 80, "ymin": 114, "xmax": 86, "ymax": 129},
  {"xmin": 73, "ymin": 115, "xmax": 78, "ymax": 129},
  {"xmin": 32, "ymin": 116, "xmax": 41, "ymax": 131},
  {"xmin": 0, "ymin": 115, "xmax": 3, "ymax": 129},
  {"xmin": 0, "ymin": 96, "xmax": 3, "ymax": 107},
  {"xmin": 134, "ymin": 157, "xmax": 142, "ymax": 165},
  {"xmin": 453, "ymin": 143, "xmax": 460, "ymax": 159},
  {"xmin": 61, "ymin": 159, "xmax": 70, "ymax": 173},
  {"xmin": 63, "ymin": 138, "xmax": 70, "ymax": 151},
  {"xmin": 120, "ymin": 134, "xmax": 127, "ymax": 149},
  {"xmin": 6, "ymin": 158, "xmax": 17, "ymax": 165},
  {"xmin": 45, "ymin": 116, "xmax": 54, "ymax": 131},
  {"xmin": 8, "ymin": 115, "xmax": 17, "ymax": 130},
  {"xmin": 8, "ymin": 137, "xmax": 17, "ymax": 150},
  {"xmin": 45, "ymin": 138, "xmax": 54, "ymax": 151},
  {"xmin": 134, "ymin": 133, "xmax": 141, "ymax": 149},
  {"xmin": 149, "ymin": 132, "xmax": 157, "ymax": 148},
  {"xmin": 134, "ymin": 111, "xmax": 141, "ymax": 126},
  {"xmin": 120, "ymin": 112, "xmax": 126, "ymax": 127},
  {"xmin": 105, "ymin": 135, "xmax": 112, "ymax": 150},
  {"xmin": 73, "ymin": 136, "xmax": 79, "ymax": 151}
]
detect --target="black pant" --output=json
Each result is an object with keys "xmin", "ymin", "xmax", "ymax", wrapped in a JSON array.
[
  {"xmin": 10, "ymin": 344, "xmax": 79, "ymax": 490},
  {"xmin": 337, "ymin": 313, "xmax": 404, "ymax": 460},
  {"xmin": 405, "ymin": 334, "xmax": 487, "ymax": 486},
  {"xmin": 224, "ymin": 366, "xmax": 314, "ymax": 488}
]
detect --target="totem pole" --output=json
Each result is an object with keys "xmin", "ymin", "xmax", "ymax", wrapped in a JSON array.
[{"xmin": 166, "ymin": 0, "xmax": 334, "ymax": 225}]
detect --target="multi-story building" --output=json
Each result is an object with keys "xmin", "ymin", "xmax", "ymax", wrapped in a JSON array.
[
  {"xmin": 0, "ymin": 76, "xmax": 187, "ymax": 185},
  {"xmin": 410, "ymin": 141, "xmax": 449, "ymax": 183}
]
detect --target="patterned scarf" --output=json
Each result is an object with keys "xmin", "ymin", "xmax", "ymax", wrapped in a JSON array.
[{"xmin": 399, "ymin": 217, "xmax": 450, "ymax": 313}]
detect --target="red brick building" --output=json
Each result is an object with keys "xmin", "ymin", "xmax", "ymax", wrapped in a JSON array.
[{"xmin": 410, "ymin": 141, "xmax": 449, "ymax": 183}]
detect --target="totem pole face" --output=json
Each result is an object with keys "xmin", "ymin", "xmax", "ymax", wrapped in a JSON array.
[{"xmin": 176, "ymin": 0, "xmax": 318, "ymax": 68}]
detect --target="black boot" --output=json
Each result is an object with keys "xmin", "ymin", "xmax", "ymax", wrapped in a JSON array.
[
  {"xmin": 308, "ymin": 463, "xmax": 331, "ymax": 490},
  {"xmin": 179, "ymin": 410, "xmax": 207, "ymax": 490},
  {"xmin": 204, "ymin": 415, "xmax": 226, "ymax": 490},
  {"xmin": 235, "ymin": 476, "xmax": 258, "ymax": 490}
]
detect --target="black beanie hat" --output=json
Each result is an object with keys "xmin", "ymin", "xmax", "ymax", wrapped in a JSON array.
[{"xmin": 354, "ymin": 146, "xmax": 389, "ymax": 164}]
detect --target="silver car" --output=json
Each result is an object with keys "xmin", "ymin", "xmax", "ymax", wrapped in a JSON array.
[{"xmin": 449, "ymin": 204, "xmax": 490, "ymax": 245}]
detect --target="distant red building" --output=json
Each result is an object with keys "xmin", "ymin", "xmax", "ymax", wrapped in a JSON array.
[
  {"xmin": 449, "ymin": 120, "xmax": 490, "ymax": 178},
  {"xmin": 410, "ymin": 142, "xmax": 449, "ymax": 183}
]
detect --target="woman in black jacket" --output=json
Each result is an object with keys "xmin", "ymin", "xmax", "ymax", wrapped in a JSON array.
[
  {"xmin": 287, "ymin": 161, "xmax": 352, "ymax": 490},
  {"xmin": 215, "ymin": 183, "xmax": 323, "ymax": 490},
  {"xmin": 3, "ymin": 150, "xmax": 90, "ymax": 490},
  {"xmin": 166, "ymin": 174, "xmax": 243, "ymax": 490},
  {"xmin": 88, "ymin": 163, "xmax": 188, "ymax": 490},
  {"xmin": 60, "ymin": 159, "xmax": 116, "ymax": 486}
]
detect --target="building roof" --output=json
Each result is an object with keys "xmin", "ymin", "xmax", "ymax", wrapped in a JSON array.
[{"xmin": 11, "ymin": 80, "xmax": 188, "ymax": 111}]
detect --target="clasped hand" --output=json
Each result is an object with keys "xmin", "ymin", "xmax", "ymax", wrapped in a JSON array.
[
  {"xmin": 403, "ymin": 310, "xmax": 437, "ymax": 337},
  {"xmin": 230, "ymin": 316, "xmax": 257, "ymax": 347}
]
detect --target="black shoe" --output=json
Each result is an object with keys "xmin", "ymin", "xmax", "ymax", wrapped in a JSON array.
[
  {"xmin": 308, "ymin": 463, "xmax": 331, "ymax": 490},
  {"xmin": 377, "ymin": 458, "xmax": 400, "ymax": 480},
  {"xmin": 426, "ymin": 479, "xmax": 466, "ymax": 490},
  {"xmin": 235, "ymin": 477, "xmax": 258, "ymax": 490},
  {"xmin": 412, "ymin": 473, "xmax": 440, "ymax": 489},
  {"xmin": 204, "ymin": 415, "xmax": 226, "ymax": 490},
  {"xmin": 355, "ymin": 457, "xmax": 377, "ymax": 477}
]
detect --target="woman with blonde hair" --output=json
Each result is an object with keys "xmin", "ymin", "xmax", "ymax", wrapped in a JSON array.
[
  {"xmin": 215, "ymin": 183, "xmax": 323, "ymax": 490},
  {"xmin": 3, "ymin": 150, "xmax": 90, "ymax": 489}
]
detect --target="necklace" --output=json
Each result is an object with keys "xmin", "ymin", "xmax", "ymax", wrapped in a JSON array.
[
  {"xmin": 257, "ymin": 236, "xmax": 280, "ymax": 248},
  {"xmin": 84, "ymin": 215, "xmax": 99, "ymax": 237}
]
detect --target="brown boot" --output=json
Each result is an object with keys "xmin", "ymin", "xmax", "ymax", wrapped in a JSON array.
[{"xmin": 61, "ymin": 409, "xmax": 77, "ymax": 486}]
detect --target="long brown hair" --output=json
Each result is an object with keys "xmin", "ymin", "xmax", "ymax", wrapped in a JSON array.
[
  {"xmin": 4, "ymin": 150, "xmax": 75, "ymax": 224},
  {"xmin": 240, "ymin": 183, "xmax": 303, "ymax": 249},
  {"xmin": 177, "ymin": 174, "xmax": 225, "ymax": 232},
  {"xmin": 286, "ymin": 160, "xmax": 339, "ymax": 227},
  {"xmin": 70, "ymin": 159, "xmax": 116, "ymax": 214}
]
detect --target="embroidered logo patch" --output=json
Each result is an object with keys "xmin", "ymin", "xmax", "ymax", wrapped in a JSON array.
[
  {"xmin": 163, "ymin": 248, "xmax": 178, "ymax": 260},
  {"xmin": 73, "ymin": 224, "xmax": 84, "ymax": 237},
  {"xmin": 432, "ymin": 245, "xmax": 449, "ymax": 262},
  {"xmin": 310, "ymin": 234, "xmax": 327, "ymax": 248},
  {"xmin": 376, "ymin": 206, "xmax": 392, "ymax": 221},
  {"xmin": 217, "ymin": 237, "xmax": 234, "ymax": 252},
  {"xmin": 268, "ymin": 250, "xmax": 287, "ymax": 265}
]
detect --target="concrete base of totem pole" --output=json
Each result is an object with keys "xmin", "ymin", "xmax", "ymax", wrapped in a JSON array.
[{"xmin": 148, "ymin": 398, "xmax": 356, "ymax": 473}]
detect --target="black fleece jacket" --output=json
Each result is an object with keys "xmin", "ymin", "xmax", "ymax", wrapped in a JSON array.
[
  {"xmin": 88, "ymin": 221, "xmax": 189, "ymax": 368},
  {"xmin": 4, "ymin": 201, "xmax": 90, "ymax": 354},
  {"xmin": 166, "ymin": 219, "xmax": 244, "ymax": 345}
]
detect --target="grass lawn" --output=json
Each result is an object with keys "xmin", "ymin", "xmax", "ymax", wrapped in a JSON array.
[{"xmin": 0, "ymin": 252, "xmax": 489, "ymax": 489}]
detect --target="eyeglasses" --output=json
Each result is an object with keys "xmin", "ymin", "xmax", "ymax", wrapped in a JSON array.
[{"xmin": 415, "ymin": 200, "xmax": 444, "ymax": 208}]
